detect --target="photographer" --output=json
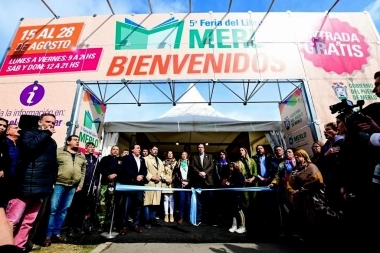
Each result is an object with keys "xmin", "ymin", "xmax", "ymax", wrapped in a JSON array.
[{"xmin": 332, "ymin": 103, "xmax": 377, "ymax": 251}]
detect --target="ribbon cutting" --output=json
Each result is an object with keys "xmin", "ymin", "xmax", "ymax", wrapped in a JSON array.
[{"xmin": 115, "ymin": 183, "xmax": 276, "ymax": 225}]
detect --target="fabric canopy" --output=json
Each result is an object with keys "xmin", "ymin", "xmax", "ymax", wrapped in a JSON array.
[
  {"xmin": 104, "ymin": 120, "xmax": 281, "ymax": 133},
  {"xmin": 104, "ymin": 84, "xmax": 281, "ymax": 133}
]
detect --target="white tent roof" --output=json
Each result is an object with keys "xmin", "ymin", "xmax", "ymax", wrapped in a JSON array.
[
  {"xmin": 104, "ymin": 85, "xmax": 281, "ymax": 133},
  {"xmin": 156, "ymin": 84, "xmax": 226, "ymax": 120}
]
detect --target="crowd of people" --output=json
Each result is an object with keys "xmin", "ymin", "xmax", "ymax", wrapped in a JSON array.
[{"xmin": 1, "ymin": 71, "xmax": 380, "ymax": 252}]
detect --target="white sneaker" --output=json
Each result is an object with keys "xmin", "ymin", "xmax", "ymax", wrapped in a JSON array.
[
  {"xmin": 229, "ymin": 226, "xmax": 237, "ymax": 233},
  {"xmin": 236, "ymin": 226, "xmax": 246, "ymax": 234}
]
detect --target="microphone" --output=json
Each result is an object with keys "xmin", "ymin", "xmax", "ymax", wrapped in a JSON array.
[{"xmin": 370, "ymin": 133, "xmax": 380, "ymax": 147}]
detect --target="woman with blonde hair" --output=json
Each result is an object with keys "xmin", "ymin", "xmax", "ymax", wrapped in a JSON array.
[{"xmin": 236, "ymin": 147, "xmax": 257, "ymax": 207}]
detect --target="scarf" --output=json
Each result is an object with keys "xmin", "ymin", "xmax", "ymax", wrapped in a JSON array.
[
  {"xmin": 219, "ymin": 159, "xmax": 228, "ymax": 165},
  {"xmin": 165, "ymin": 158, "xmax": 176, "ymax": 166},
  {"xmin": 180, "ymin": 159, "xmax": 188, "ymax": 172}
]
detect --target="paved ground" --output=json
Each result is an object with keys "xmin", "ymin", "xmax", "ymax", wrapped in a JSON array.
[
  {"xmin": 80, "ymin": 220, "xmax": 293, "ymax": 244},
  {"xmin": 101, "ymin": 243, "xmax": 299, "ymax": 253},
  {"xmin": 74, "ymin": 219, "xmax": 308, "ymax": 253}
]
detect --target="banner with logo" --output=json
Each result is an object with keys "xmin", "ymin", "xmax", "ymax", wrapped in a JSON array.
[
  {"xmin": 0, "ymin": 13, "xmax": 378, "ymax": 81},
  {"xmin": 279, "ymin": 88, "xmax": 315, "ymax": 155},
  {"xmin": 0, "ymin": 82, "xmax": 77, "ymax": 147},
  {"xmin": 0, "ymin": 12, "xmax": 379, "ymax": 136},
  {"xmin": 75, "ymin": 90, "xmax": 106, "ymax": 154}
]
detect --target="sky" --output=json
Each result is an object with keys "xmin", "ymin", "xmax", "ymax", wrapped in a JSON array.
[{"xmin": 1, "ymin": 0, "xmax": 379, "ymax": 122}]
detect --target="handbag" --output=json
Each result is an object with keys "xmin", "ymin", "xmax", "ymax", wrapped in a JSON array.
[{"xmin": 311, "ymin": 188, "xmax": 340, "ymax": 221}]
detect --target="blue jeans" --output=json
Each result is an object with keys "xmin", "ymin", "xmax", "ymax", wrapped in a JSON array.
[
  {"xmin": 46, "ymin": 185, "xmax": 76, "ymax": 237},
  {"xmin": 144, "ymin": 205, "xmax": 157, "ymax": 221},
  {"xmin": 177, "ymin": 187, "xmax": 190, "ymax": 217}
]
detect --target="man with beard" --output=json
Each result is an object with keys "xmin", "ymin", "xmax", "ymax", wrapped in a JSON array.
[
  {"xmin": 43, "ymin": 135, "xmax": 87, "ymax": 247},
  {"xmin": 252, "ymin": 145, "xmax": 278, "ymax": 233},
  {"xmin": 143, "ymin": 145, "xmax": 164, "ymax": 229},
  {"xmin": 97, "ymin": 146, "xmax": 121, "ymax": 230},
  {"xmin": 67, "ymin": 142, "xmax": 100, "ymax": 237}
]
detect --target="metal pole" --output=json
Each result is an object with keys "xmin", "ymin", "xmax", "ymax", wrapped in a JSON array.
[
  {"xmin": 249, "ymin": 0, "xmax": 275, "ymax": 41},
  {"xmin": 66, "ymin": 81, "xmax": 84, "ymax": 138},
  {"xmin": 41, "ymin": 0, "xmax": 59, "ymax": 19},
  {"xmin": 301, "ymin": 80, "xmax": 323, "ymax": 141},
  {"xmin": 101, "ymin": 200, "xmax": 119, "ymax": 238},
  {"xmin": 87, "ymin": 154, "xmax": 101, "ymax": 197},
  {"xmin": 326, "ymin": 0, "xmax": 340, "ymax": 16},
  {"xmin": 106, "ymin": 0, "xmax": 115, "ymax": 15},
  {"xmin": 227, "ymin": 0, "xmax": 233, "ymax": 13},
  {"xmin": 147, "ymin": 0, "xmax": 153, "ymax": 14}
]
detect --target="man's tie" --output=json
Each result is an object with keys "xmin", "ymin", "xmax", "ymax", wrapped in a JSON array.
[{"xmin": 155, "ymin": 156, "xmax": 159, "ymax": 168}]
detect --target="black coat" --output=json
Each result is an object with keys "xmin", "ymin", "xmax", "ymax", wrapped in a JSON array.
[
  {"xmin": 173, "ymin": 160, "xmax": 191, "ymax": 188},
  {"xmin": 119, "ymin": 155, "xmax": 147, "ymax": 186},
  {"xmin": 15, "ymin": 129, "xmax": 58, "ymax": 198},
  {"xmin": 98, "ymin": 155, "xmax": 122, "ymax": 185},
  {"xmin": 84, "ymin": 154, "xmax": 99, "ymax": 187}
]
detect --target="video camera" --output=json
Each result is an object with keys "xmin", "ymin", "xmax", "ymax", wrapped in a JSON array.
[{"xmin": 329, "ymin": 99, "xmax": 370, "ymax": 140}]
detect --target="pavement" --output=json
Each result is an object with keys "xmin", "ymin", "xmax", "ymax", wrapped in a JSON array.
[
  {"xmin": 99, "ymin": 243, "xmax": 300, "ymax": 253},
  {"xmin": 79, "ymin": 219, "xmax": 307, "ymax": 253}
]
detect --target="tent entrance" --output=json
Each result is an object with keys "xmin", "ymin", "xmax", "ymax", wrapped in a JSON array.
[
  {"xmin": 79, "ymin": 78, "xmax": 314, "ymax": 156},
  {"xmin": 118, "ymin": 131, "xmax": 271, "ymax": 161}
]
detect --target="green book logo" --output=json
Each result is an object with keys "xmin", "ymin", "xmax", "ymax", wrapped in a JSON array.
[
  {"xmin": 115, "ymin": 17, "xmax": 184, "ymax": 50},
  {"xmin": 84, "ymin": 110, "xmax": 101, "ymax": 132}
]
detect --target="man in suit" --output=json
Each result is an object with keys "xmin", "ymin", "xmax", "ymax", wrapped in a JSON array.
[
  {"xmin": 119, "ymin": 144, "xmax": 147, "ymax": 234},
  {"xmin": 252, "ymin": 145, "xmax": 279, "ymax": 232},
  {"xmin": 189, "ymin": 143, "xmax": 214, "ymax": 226},
  {"xmin": 252, "ymin": 145, "xmax": 275, "ymax": 187}
]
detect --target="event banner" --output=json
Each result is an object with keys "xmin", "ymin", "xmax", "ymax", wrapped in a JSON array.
[
  {"xmin": 0, "ymin": 48, "xmax": 103, "ymax": 75},
  {"xmin": 0, "ymin": 12, "xmax": 378, "ymax": 80},
  {"xmin": 0, "ymin": 82, "xmax": 77, "ymax": 147},
  {"xmin": 1, "ymin": 21, "xmax": 103, "ymax": 76},
  {"xmin": 76, "ymin": 90, "xmax": 107, "ymax": 154},
  {"xmin": 279, "ymin": 88, "xmax": 314, "ymax": 155}
]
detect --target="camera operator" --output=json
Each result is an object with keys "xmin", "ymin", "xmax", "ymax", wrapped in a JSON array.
[{"xmin": 331, "ymin": 98, "xmax": 379, "ymax": 250}]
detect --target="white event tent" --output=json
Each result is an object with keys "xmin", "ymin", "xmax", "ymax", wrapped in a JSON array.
[{"xmin": 103, "ymin": 84, "xmax": 284, "ymax": 155}]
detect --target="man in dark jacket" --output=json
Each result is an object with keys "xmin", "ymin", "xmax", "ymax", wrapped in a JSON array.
[
  {"xmin": 189, "ymin": 143, "xmax": 214, "ymax": 226},
  {"xmin": 119, "ymin": 144, "xmax": 147, "ymax": 234},
  {"xmin": 252, "ymin": 145, "xmax": 279, "ymax": 232},
  {"xmin": 67, "ymin": 142, "xmax": 99, "ymax": 237},
  {"xmin": 97, "ymin": 145, "xmax": 121, "ymax": 230},
  {"xmin": 6, "ymin": 114, "xmax": 58, "ymax": 250},
  {"xmin": 252, "ymin": 145, "xmax": 275, "ymax": 187}
]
